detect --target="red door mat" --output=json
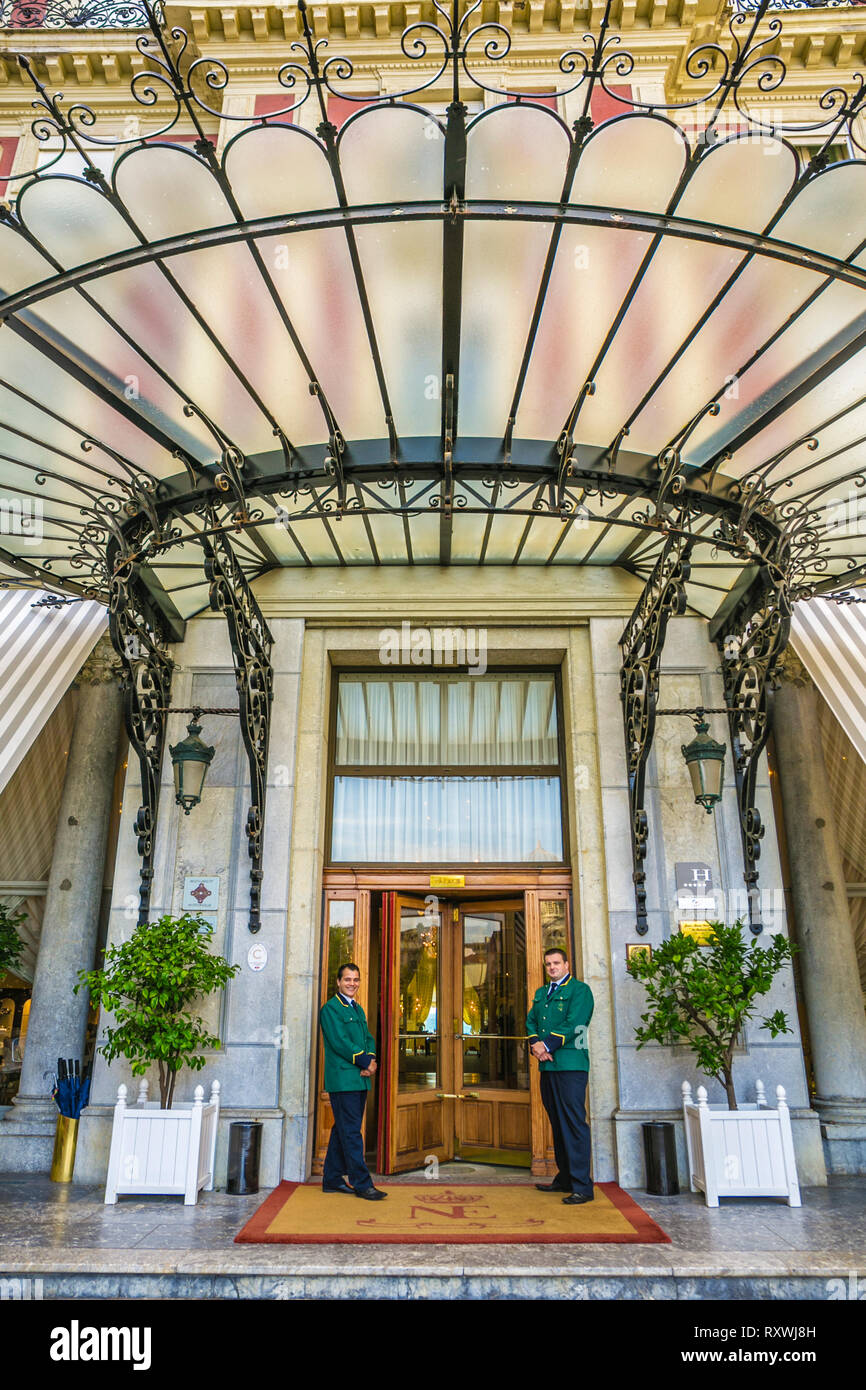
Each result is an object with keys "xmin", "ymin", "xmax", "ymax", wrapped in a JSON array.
[{"xmin": 234, "ymin": 1182, "xmax": 671, "ymax": 1245}]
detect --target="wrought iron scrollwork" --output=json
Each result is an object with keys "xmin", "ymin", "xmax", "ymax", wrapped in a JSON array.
[
  {"xmin": 201, "ymin": 527, "xmax": 273, "ymax": 934},
  {"xmin": 0, "ymin": 0, "xmax": 148, "ymax": 26},
  {"xmin": 107, "ymin": 549, "xmax": 174, "ymax": 925},
  {"xmin": 714, "ymin": 566, "xmax": 792, "ymax": 936},
  {"xmin": 619, "ymin": 532, "xmax": 694, "ymax": 935}
]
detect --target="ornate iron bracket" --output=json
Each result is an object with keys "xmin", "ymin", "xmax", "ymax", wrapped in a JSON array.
[
  {"xmin": 107, "ymin": 556, "xmax": 174, "ymax": 926},
  {"xmin": 201, "ymin": 528, "xmax": 274, "ymax": 933},
  {"xmin": 619, "ymin": 533, "xmax": 693, "ymax": 934},
  {"xmin": 713, "ymin": 566, "xmax": 792, "ymax": 935}
]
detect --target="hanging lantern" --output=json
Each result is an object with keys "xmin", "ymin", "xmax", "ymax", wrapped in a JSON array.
[
  {"xmin": 681, "ymin": 717, "xmax": 726, "ymax": 814},
  {"xmin": 169, "ymin": 714, "xmax": 215, "ymax": 815}
]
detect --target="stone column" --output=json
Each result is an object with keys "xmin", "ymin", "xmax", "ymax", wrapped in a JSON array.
[
  {"xmin": 773, "ymin": 652, "xmax": 866, "ymax": 1172},
  {"xmin": 1, "ymin": 637, "xmax": 123, "ymax": 1166}
]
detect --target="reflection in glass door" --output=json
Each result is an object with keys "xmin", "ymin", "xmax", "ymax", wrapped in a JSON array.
[
  {"xmin": 454, "ymin": 902, "xmax": 531, "ymax": 1166},
  {"xmin": 382, "ymin": 894, "xmax": 453, "ymax": 1173},
  {"xmin": 398, "ymin": 900, "xmax": 440, "ymax": 1095}
]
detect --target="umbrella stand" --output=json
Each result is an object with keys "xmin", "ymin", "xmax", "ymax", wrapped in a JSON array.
[
  {"xmin": 49, "ymin": 1115, "xmax": 79, "ymax": 1183},
  {"xmin": 48, "ymin": 1056, "xmax": 91, "ymax": 1183}
]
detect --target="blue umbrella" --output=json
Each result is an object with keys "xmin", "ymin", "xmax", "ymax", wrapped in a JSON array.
[{"xmin": 52, "ymin": 1057, "xmax": 91, "ymax": 1119}]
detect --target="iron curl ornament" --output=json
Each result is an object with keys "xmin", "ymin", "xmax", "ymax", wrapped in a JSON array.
[
  {"xmin": 712, "ymin": 564, "xmax": 793, "ymax": 935},
  {"xmin": 201, "ymin": 523, "xmax": 274, "ymax": 934},
  {"xmin": 619, "ymin": 532, "xmax": 694, "ymax": 936},
  {"xmin": 106, "ymin": 543, "xmax": 175, "ymax": 926}
]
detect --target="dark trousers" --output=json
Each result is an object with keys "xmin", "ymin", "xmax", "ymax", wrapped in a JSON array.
[
  {"xmin": 539, "ymin": 1069, "xmax": 592, "ymax": 1197},
  {"xmin": 323, "ymin": 1090, "xmax": 373, "ymax": 1192}
]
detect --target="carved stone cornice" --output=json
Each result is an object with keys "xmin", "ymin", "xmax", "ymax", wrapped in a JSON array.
[
  {"xmin": 775, "ymin": 646, "xmax": 813, "ymax": 689},
  {"xmin": 73, "ymin": 632, "xmax": 124, "ymax": 687}
]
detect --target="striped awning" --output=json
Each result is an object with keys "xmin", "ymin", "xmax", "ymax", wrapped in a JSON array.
[
  {"xmin": 791, "ymin": 598, "xmax": 866, "ymax": 767},
  {"xmin": 0, "ymin": 588, "xmax": 105, "ymax": 794},
  {"xmin": 0, "ymin": 687, "xmax": 76, "ymax": 981}
]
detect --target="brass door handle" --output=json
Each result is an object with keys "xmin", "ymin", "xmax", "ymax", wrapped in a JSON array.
[{"xmin": 435, "ymin": 1092, "xmax": 480, "ymax": 1101}]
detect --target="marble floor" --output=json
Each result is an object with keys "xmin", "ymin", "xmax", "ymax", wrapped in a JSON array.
[
  {"xmin": 0, "ymin": 1166, "xmax": 864, "ymax": 1298},
  {"xmin": 0, "ymin": 1167, "xmax": 863, "ymax": 1265}
]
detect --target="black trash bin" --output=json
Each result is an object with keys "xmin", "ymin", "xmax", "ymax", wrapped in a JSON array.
[
  {"xmin": 642, "ymin": 1120, "xmax": 680, "ymax": 1196},
  {"xmin": 227, "ymin": 1120, "xmax": 263, "ymax": 1195}
]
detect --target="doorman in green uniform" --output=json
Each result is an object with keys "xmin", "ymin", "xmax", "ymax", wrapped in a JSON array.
[
  {"xmin": 526, "ymin": 946, "xmax": 594, "ymax": 1204},
  {"xmin": 319, "ymin": 962, "xmax": 387, "ymax": 1201}
]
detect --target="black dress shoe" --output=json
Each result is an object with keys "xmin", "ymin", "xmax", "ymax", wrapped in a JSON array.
[
  {"xmin": 535, "ymin": 1181, "xmax": 570, "ymax": 1192},
  {"xmin": 562, "ymin": 1192, "xmax": 594, "ymax": 1205},
  {"xmin": 354, "ymin": 1187, "xmax": 387, "ymax": 1201},
  {"xmin": 322, "ymin": 1182, "xmax": 354, "ymax": 1194}
]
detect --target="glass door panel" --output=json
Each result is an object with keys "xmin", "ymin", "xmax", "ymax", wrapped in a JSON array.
[
  {"xmin": 453, "ymin": 901, "xmax": 531, "ymax": 1167},
  {"xmin": 538, "ymin": 897, "xmax": 569, "ymax": 956},
  {"xmin": 398, "ymin": 900, "xmax": 441, "ymax": 1093},
  {"xmin": 383, "ymin": 894, "xmax": 453, "ymax": 1173},
  {"xmin": 461, "ymin": 910, "xmax": 529, "ymax": 1091}
]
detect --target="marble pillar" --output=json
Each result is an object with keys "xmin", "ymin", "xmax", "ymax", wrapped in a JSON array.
[
  {"xmin": 773, "ymin": 656, "xmax": 866, "ymax": 1173},
  {"xmin": 0, "ymin": 637, "xmax": 123, "ymax": 1169}
]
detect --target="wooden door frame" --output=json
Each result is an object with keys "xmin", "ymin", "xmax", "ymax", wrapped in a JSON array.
[
  {"xmin": 311, "ymin": 888, "xmax": 372, "ymax": 1176},
  {"xmin": 314, "ymin": 870, "xmax": 575, "ymax": 1177}
]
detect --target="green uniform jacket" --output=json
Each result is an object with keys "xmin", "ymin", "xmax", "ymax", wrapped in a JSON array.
[
  {"xmin": 319, "ymin": 994, "xmax": 377, "ymax": 1093},
  {"xmin": 526, "ymin": 975, "xmax": 594, "ymax": 1072}
]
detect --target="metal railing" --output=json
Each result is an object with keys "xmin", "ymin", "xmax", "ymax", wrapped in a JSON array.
[{"xmin": 731, "ymin": 0, "xmax": 865, "ymax": 10}]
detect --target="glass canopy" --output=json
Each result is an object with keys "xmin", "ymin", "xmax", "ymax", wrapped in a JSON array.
[{"xmin": 0, "ymin": 0, "xmax": 864, "ymax": 630}]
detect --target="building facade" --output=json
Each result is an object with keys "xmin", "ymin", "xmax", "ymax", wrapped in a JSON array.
[{"xmin": 0, "ymin": 0, "xmax": 865, "ymax": 1190}]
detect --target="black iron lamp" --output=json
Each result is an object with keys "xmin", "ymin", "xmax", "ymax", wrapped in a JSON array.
[
  {"xmin": 656, "ymin": 706, "xmax": 729, "ymax": 814},
  {"xmin": 680, "ymin": 712, "xmax": 727, "ymax": 813},
  {"xmin": 169, "ymin": 709, "xmax": 216, "ymax": 814}
]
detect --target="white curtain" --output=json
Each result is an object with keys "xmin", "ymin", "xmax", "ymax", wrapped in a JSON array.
[
  {"xmin": 335, "ymin": 674, "xmax": 558, "ymax": 768},
  {"xmin": 331, "ymin": 775, "xmax": 563, "ymax": 862}
]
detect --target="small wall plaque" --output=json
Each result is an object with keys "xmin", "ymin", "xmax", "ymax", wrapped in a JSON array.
[
  {"xmin": 183, "ymin": 876, "xmax": 220, "ymax": 911},
  {"xmin": 429, "ymin": 874, "xmax": 465, "ymax": 888},
  {"xmin": 247, "ymin": 943, "xmax": 268, "ymax": 973},
  {"xmin": 675, "ymin": 862, "xmax": 715, "ymax": 911},
  {"xmin": 679, "ymin": 921, "xmax": 715, "ymax": 944},
  {"xmin": 626, "ymin": 943, "xmax": 652, "ymax": 966}
]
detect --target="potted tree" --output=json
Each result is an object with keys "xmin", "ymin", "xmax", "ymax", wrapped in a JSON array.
[
  {"xmin": 627, "ymin": 920, "xmax": 802, "ymax": 1206},
  {"xmin": 76, "ymin": 913, "xmax": 240, "ymax": 1205}
]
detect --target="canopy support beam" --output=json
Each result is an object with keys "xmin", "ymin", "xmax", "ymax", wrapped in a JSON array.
[
  {"xmin": 202, "ymin": 526, "xmax": 274, "ymax": 934},
  {"xmin": 439, "ymin": 99, "xmax": 467, "ymax": 564},
  {"xmin": 714, "ymin": 564, "xmax": 792, "ymax": 936},
  {"xmin": 619, "ymin": 531, "xmax": 693, "ymax": 935},
  {"xmin": 106, "ymin": 549, "xmax": 174, "ymax": 926}
]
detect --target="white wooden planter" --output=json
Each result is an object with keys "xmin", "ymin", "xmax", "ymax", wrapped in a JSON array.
[
  {"xmin": 105, "ymin": 1079, "xmax": 220, "ymax": 1206},
  {"xmin": 682, "ymin": 1080, "xmax": 801, "ymax": 1207}
]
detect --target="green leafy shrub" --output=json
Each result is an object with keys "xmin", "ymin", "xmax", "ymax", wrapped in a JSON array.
[
  {"xmin": 626, "ymin": 920, "xmax": 798, "ymax": 1109},
  {"xmin": 76, "ymin": 913, "xmax": 240, "ymax": 1109}
]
